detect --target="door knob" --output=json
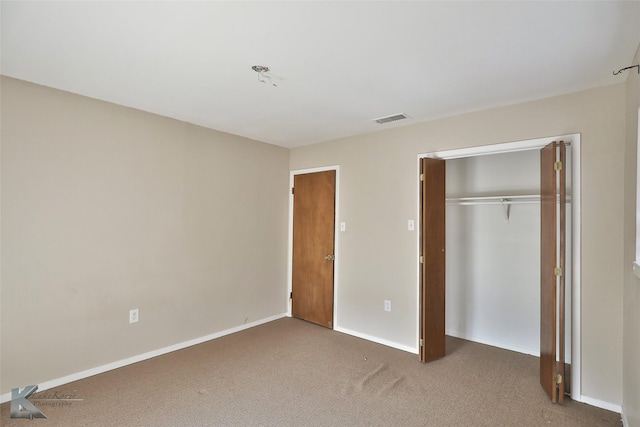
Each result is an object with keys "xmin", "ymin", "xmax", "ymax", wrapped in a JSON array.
[{"xmin": 324, "ymin": 254, "xmax": 335, "ymax": 261}]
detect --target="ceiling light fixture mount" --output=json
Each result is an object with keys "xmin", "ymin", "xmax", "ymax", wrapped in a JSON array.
[{"xmin": 251, "ymin": 65, "xmax": 277, "ymax": 87}]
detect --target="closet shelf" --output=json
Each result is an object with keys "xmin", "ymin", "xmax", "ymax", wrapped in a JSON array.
[{"xmin": 446, "ymin": 194, "xmax": 572, "ymax": 206}]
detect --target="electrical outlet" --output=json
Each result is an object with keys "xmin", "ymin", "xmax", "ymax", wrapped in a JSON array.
[
  {"xmin": 384, "ymin": 300, "xmax": 391, "ymax": 312},
  {"xmin": 129, "ymin": 309, "xmax": 139, "ymax": 324}
]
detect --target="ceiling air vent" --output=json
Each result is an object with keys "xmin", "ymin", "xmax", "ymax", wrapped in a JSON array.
[{"xmin": 373, "ymin": 113, "xmax": 409, "ymax": 124}]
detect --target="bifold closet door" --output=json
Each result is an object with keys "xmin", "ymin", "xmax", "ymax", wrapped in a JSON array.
[
  {"xmin": 540, "ymin": 141, "xmax": 566, "ymax": 403},
  {"xmin": 419, "ymin": 158, "xmax": 446, "ymax": 363}
]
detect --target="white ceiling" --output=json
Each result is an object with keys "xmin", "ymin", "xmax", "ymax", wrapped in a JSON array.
[{"xmin": 2, "ymin": 1, "xmax": 640, "ymax": 148}]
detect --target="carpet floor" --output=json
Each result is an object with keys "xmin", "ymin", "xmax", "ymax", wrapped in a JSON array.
[{"xmin": 0, "ymin": 317, "xmax": 622, "ymax": 426}]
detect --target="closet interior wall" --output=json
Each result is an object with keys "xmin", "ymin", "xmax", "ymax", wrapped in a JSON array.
[{"xmin": 445, "ymin": 149, "xmax": 572, "ymax": 358}]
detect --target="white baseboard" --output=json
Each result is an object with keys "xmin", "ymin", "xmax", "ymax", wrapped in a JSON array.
[
  {"xmin": 621, "ymin": 408, "xmax": 628, "ymax": 427},
  {"xmin": 334, "ymin": 326, "xmax": 418, "ymax": 354},
  {"xmin": 579, "ymin": 395, "xmax": 622, "ymax": 414},
  {"xmin": 0, "ymin": 313, "xmax": 287, "ymax": 404},
  {"xmin": 446, "ymin": 329, "xmax": 540, "ymax": 357}
]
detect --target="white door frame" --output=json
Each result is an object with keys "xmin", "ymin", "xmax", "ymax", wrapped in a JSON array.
[
  {"xmin": 287, "ymin": 165, "xmax": 340, "ymax": 327},
  {"xmin": 417, "ymin": 134, "xmax": 582, "ymax": 402}
]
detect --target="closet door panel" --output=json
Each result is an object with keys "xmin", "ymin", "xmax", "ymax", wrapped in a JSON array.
[
  {"xmin": 540, "ymin": 141, "xmax": 566, "ymax": 403},
  {"xmin": 419, "ymin": 158, "xmax": 446, "ymax": 362}
]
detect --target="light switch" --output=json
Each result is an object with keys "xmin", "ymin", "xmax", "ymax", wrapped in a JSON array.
[
  {"xmin": 340, "ymin": 222, "xmax": 346, "ymax": 232},
  {"xmin": 129, "ymin": 309, "xmax": 139, "ymax": 324},
  {"xmin": 408, "ymin": 220, "xmax": 415, "ymax": 231}
]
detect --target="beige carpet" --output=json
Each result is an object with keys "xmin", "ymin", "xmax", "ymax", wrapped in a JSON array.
[{"xmin": 0, "ymin": 318, "xmax": 621, "ymax": 426}]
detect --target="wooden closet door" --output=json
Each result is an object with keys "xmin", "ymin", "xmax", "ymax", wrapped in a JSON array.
[
  {"xmin": 419, "ymin": 158, "xmax": 446, "ymax": 362},
  {"xmin": 540, "ymin": 141, "xmax": 566, "ymax": 403}
]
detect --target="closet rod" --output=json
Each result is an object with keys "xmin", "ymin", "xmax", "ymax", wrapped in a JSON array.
[{"xmin": 446, "ymin": 194, "xmax": 572, "ymax": 206}]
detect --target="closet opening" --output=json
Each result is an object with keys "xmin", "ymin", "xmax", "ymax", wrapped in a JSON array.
[{"xmin": 417, "ymin": 134, "xmax": 581, "ymax": 402}]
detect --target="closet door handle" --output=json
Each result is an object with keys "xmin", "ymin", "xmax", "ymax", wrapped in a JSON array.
[{"xmin": 324, "ymin": 254, "xmax": 335, "ymax": 261}]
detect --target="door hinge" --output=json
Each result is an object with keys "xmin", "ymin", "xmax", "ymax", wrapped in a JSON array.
[
  {"xmin": 420, "ymin": 255, "xmax": 424, "ymax": 264},
  {"xmin": 555, "ymin": 374, "xmax": 563, "ymax": 385},
  {"xmin": 419, "ymin": 339, "xmax": 424, "ymax": 347},
  {"xmin": 291, "ymin": 187, "xmax": 294, "ymax": 195},
  {"xmin": 420, "ymin": 173, "xmax": 424, "ymax": 182},
  {"xmin": 554, "ymin": 161, "xmax": 563, "ymax": 171},
  {"xmin": 554, "ymin": 267, "xmax": 563, "ymax": 277},
  {"xmin": 289, "ymin": 292, "xmax": 293, "ymax": 299}
]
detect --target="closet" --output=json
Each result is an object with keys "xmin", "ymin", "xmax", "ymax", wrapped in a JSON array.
[
  {"xmin": 419, "ymin": 136, "xmax": 578, "ymax": 403},
  {"xmin": 446, "ymin": 148, "xmax": 571, "ymax": 359}
]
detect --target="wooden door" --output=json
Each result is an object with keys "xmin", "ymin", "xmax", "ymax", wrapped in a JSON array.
[
  {"xmin": 540, "ymin": 141, "xmax": 566, "ymax": 403},
  {"xmin": 419, "ymin": 158, "xmax": 446, "ymax": 362},
  {"xmin": 291, "ymin": 170, "xmax": 336, "ymax": 328}
]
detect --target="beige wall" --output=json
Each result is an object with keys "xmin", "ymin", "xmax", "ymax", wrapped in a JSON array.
[
  {"xmin": 0, "ymin": 77, "xmax": 290, "ymax": 396},
  {"xmin": 290, "ymin": 83, "xmax": 626, "ymax": 406},
  {"xmin": 623, "ymin": 45, "xmax": 640, "ymax": 426}
]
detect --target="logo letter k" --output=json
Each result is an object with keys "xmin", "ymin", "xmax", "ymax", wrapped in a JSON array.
[{"xmin": 10, "ymin": 385, "xmax": 47, "ymax": 419}]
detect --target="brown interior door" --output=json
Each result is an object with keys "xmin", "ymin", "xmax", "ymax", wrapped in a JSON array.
[
  {"xmin": 540, "ymin": 141, "xmax": 566, "ymax": 403},
  {"xmin": 291, "ymin": 170, "xmax": 336, "ymax": 328},
  {"xmin": 419, "ymin": 158, "xmax": 446, "ymax": 362}
]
